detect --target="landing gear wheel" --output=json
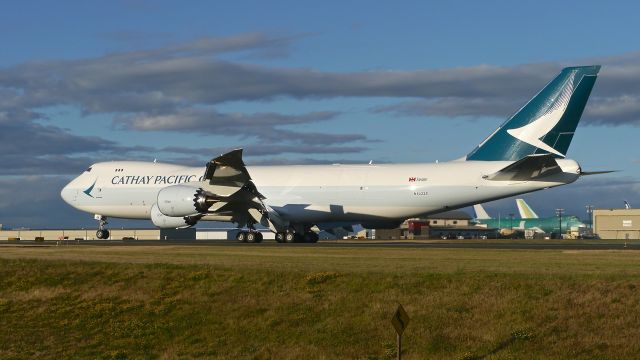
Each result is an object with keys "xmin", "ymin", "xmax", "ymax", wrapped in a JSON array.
[
  {"xmin": 236, "ymin": 231, "xmax": 247, "ymax": 242},
  {"xmin": 255, "ymin": 232, "xmax": 263, "ymax": 243},
  {"xmin": 246, "ymin": 232, "xmax": 256, "ymax": 243},
  {"xmin": 285, "ymin": 232, "xmax": 296, "ymax": 243},
  {"xmin": 275, "ymin": 232, "xmax": 285, "ymax": 243},
  {"xmin": 95, "ymin": 215, "xmax": 109, "ymax": 240}
]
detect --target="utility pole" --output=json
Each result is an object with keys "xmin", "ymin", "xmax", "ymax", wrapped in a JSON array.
[
  {"xmin": 509, "ymin": 213, "xmax": 514, "ymax": 239},
  {"xmin": 556, "ymin": 208, "xmax": 564, "ymax": 239},
  {"xmin": 585, "ymin": 205, "xmax": 594, "ymax": 231}
]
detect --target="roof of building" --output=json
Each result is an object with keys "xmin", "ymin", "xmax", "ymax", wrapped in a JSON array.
[
  {"xmin": 427, "ymin": 225, "xmax": 499, "ymax": 231},
  {"xmin": 425, "ymin": 210, "xmax": 472, "ymax": 220}
]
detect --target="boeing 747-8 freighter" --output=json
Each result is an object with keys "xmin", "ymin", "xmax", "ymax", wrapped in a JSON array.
[{"xmin": 61, "ymin": 66, "xmax": 602, "ymax": 243}]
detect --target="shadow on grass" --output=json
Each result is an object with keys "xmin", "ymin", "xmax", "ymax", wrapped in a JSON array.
[{"xmin": 464, "ymin": 330, "xmax": 533, "ymax": 360}]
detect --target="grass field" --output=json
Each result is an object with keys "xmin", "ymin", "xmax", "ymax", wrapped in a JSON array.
[{"xmin": 1, "ymin": 244, "xmax": 640, "ymax": 359}]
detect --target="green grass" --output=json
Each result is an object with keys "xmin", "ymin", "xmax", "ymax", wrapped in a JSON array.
[{"xmin": 1, "ymin": 245, "xmax": 640, "ymax": 359}]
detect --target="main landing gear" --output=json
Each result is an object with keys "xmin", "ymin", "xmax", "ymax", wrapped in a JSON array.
[
  {"xmin": 95, "ymin": 215, "xmax": 110, "ymax": 239},
  {"xmin": 236, "ymin": 230, "xmax": 264, "ymax": 243},
  {"xmin": 275, "ymin": 229, "xmax": 319, "ymax": 243}
]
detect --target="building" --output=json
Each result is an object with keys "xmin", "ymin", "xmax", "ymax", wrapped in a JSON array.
[
  {"xmin": 0, "ymin": 228, "xmax": 273, "ymax": 241},
  {"xmin": 374, "ymin": 210, "xmax": 498, "ymax": 240},
  {"xmin": 593, "ymin": 209, "xmax": 640, "ymax": 240}
]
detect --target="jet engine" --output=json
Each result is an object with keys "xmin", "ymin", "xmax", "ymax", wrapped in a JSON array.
[
  {"xmin": 157, "ymin": 185, "xmax": 213, "ymax": 217},
  {"xmin": 150, "ymin": 203, "xmax": 199, "ymax": 229}
]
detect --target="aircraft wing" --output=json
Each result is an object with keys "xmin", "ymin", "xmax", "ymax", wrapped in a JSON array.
[
  {"xmin": 484, "ymin": 154, "xmax": 562, "ymax": 181},
  {"xmin": 196, "ymin": 149, "xmax": 286, "ymax": 231}
]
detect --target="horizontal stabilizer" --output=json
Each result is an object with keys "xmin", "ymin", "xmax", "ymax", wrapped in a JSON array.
[{"xmin": 484, "ymin": 154, "xmax": 561, "ymax": 181}]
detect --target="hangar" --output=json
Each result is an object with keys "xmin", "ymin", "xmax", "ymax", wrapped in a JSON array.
[
  {"xmin": 0, "ymin": 228, "xmax": 274, "ymax": 241},
  {"xmin": 593, "ymin": 209, "xmax": 640, "ymax": 240}
]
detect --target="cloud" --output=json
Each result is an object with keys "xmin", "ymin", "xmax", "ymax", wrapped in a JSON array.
[
  {"xmin": 161, "ymin": 144, "xmax": 368, "ymax": 158},
  {"xmin": 0, "ymin": 176, "xmax": 81, "ymax": 228},
  {"xmin": 373, "ymin": 97, "xmax": 520, "ymax": 119},
  {"xmin": 4, "ymin": 34, "xmax": 640, "ymax": 134},
  {"xmin": 371, "ymin": 59, "xmax": 640, "ymax": 126},
  {"xmin": 243, "ymin": 157, "xmax": 380, "ymax": 166},
  {"xmin": 0, "ymin": 176, "xmax": 151, "ymax": 229},
  {"xmin": 7, "ymin": 42, "xmax": 640, "ymax": 134},
  {"xmin": 0, "ymin": 33, "xmax": 378, "ymax": 171},
  {"xmin": 3, "ymin": 33, "xmax": 640, "ymax": 179},
  {"xmin": 582, "ymin": 95, "xmax": 640, "ymax": 125},
  {"xmin": 4, "ymin": 33, "xmax": 640, "ymax": 229}
]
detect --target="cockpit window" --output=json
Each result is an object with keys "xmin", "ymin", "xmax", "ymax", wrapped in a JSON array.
[{"xmin": 85, "ymin": 167, "xmax": 92, "ymax": 172}]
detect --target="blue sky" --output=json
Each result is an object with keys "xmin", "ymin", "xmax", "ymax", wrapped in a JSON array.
[{"xmin": 1, "ymin": 1, "xmax": 639, "ymax": 228}]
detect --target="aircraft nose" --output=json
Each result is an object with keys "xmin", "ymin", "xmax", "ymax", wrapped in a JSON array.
[{"xmin": 60, "ymin": 182, "xmax": 75, "ymax": 205}]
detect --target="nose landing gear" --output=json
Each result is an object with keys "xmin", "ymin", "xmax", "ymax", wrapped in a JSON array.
[{"xmin": 95, "ymin": 215, "xmax": 110, "ymax": 239}]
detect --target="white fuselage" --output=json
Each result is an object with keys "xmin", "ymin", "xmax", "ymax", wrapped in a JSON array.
[{"xmin": 61, "ymin": 159, "xmax": 581, "ymax": 227}]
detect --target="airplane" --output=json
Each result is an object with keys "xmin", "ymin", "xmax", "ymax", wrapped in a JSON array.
[
  {"xmin": 61, "ymin": 65, "xmax": 603, "ymax": 243},
  {"xmin": 473, "ymin": 201, "xmax": 585, "ymax": 234}
]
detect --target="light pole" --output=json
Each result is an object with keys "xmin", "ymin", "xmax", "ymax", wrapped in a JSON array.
[
  {"xmin": 556, "ymin": 208, "xmax": 564, "ymax": 239},
  {"xmin": 509, "ymin": 213, "xmax": 514, "ymax": 239},
  {"xmin": 585, "ymin": 205, "xmax": 594, "ymax": 231}
]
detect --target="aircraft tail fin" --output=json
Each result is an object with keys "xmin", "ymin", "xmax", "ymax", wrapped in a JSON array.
[
  {"xmin": 516, "ymin": 199, "xmax": 539, "ymax": 219},
  {"xmin": 473, "ymin": 204, "xmax": 492, "ymax": 220},
  {"xmin": 466, "ymin": 66, "xmax": 600, "ymax": 161}
]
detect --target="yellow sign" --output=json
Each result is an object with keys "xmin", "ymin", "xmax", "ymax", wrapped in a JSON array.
[{"xmin": 392, "ymin": 304, "xmax": 410, "ymax": 335}]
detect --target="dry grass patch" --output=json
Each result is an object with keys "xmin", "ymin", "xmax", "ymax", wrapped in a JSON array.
[{"xmin": 1, "ymin": 247, "xmax": 640, "ymax": 358}]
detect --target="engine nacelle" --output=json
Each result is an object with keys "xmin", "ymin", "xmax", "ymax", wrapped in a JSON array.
[
  {"xmin": 150, "ymin": 203, "xmax": 199, "ymax": 229},
  {"xmin": 157, "ymin": 184, "xmax": 211, "ymax": 217}
]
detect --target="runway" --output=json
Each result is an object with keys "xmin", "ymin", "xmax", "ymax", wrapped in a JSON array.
[{"xmin": 2, "ymin": 239, "xmax": 639, "ymax": 250}]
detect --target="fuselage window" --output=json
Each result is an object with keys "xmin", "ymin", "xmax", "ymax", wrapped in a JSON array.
[{"xmin": 85, "ymin": 167, "xmax": 92, "ymax": 172}]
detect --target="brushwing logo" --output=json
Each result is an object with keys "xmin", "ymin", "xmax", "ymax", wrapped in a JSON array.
[
  {"xmin": 506, "ymin": 74, "xmax": 575, "ymax": 157},
  {"xmin": 83, "ymin": 180, "xmax": 97, "ymax": 198}
]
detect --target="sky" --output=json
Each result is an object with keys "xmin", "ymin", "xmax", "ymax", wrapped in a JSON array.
[{"xmin": 1, "ymin": 0, "xmax": 639, "ymax": 228}]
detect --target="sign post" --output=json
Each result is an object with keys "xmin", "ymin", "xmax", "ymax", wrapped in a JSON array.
[{"xmin": 391, "ymin": 304, "xmax": 410, "ymax": 360}]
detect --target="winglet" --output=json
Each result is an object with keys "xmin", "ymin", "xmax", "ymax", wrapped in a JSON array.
[{"xmin": 203, "ymin": 148, "xmax": 251, "ymax": 188}]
